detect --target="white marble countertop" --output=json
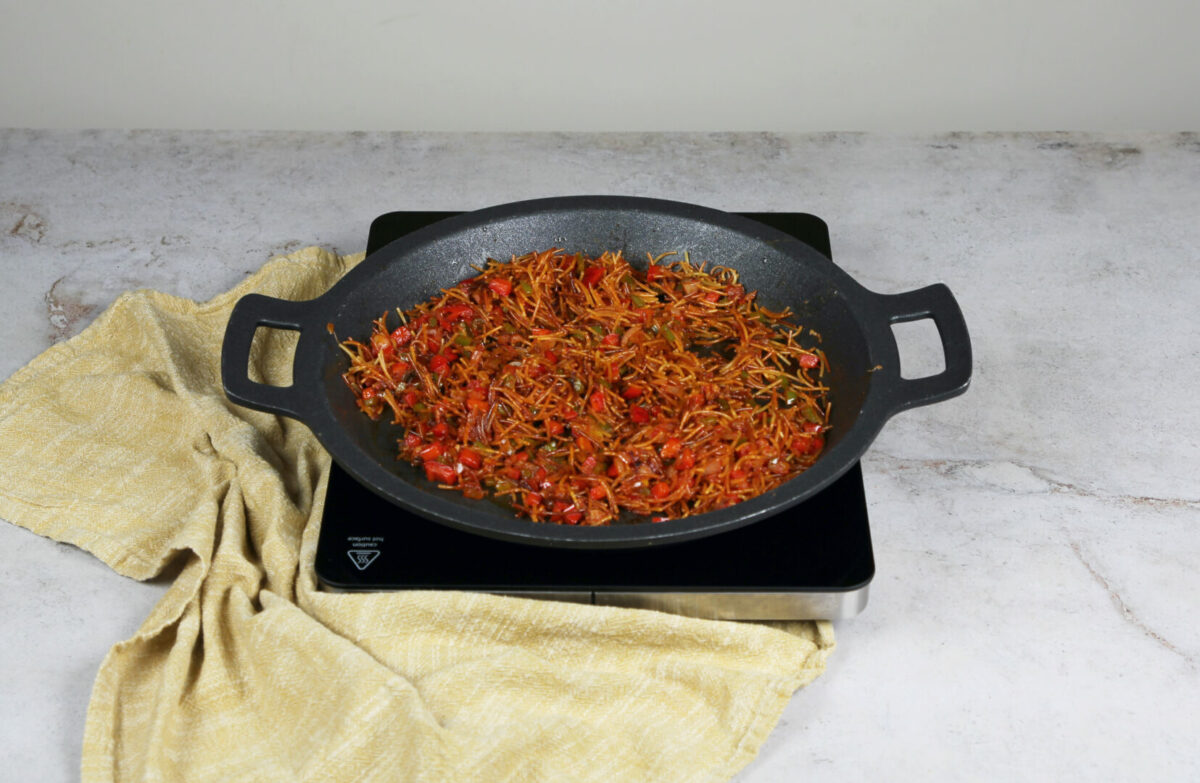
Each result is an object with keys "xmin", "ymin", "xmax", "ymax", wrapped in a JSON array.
[{"xmin": 2, "ymin": 130, "xmax": 1197, "ymax": 781}]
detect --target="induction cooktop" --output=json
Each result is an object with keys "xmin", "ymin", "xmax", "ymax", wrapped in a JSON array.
[{"xmin": 314, "ymin": 209, "xmax": 873, "ymax": 620}]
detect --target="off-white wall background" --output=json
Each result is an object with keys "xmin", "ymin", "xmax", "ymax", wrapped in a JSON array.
[{"xmin": 2, "ymin": 0, "xmax": 1198, "ymax": 130}]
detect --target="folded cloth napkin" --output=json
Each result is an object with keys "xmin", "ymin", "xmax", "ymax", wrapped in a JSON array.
[{"xmin": 0, "ymin": 247, "xmax": 834, "ymax": 783}]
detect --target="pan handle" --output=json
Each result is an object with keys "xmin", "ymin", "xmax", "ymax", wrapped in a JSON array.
[
  {"xmin": 221, "ymin": 293, "xmax": 314, "ymax": 420},
  {"xmin": 872, "ymin": 283, "xmax": 972, "ymax": 417}
]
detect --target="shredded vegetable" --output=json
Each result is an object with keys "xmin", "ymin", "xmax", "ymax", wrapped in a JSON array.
[{"xmin": 338, "ymin": 249, "xmax": 830, "ymax": 526}]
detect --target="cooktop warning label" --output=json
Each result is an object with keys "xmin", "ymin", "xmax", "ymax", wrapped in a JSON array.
[
  {"xmin": 347, "ymin": 550, "xmax": 380, "ymax": 570},
  {"xmin": 346, "ymin": 536, "xmax": 384, "ymax": 570}
]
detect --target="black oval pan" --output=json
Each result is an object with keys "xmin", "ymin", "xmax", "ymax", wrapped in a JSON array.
[{"xmin": 222, "ymin": 196, "xmax": 971, "ymax": 548}]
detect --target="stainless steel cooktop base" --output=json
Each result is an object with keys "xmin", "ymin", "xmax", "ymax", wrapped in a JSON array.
[{"xmin": 494, "ymin": 588, "xmax": 869, "ymax": 621}]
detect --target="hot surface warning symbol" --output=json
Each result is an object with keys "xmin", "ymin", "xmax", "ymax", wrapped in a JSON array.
[{"xmin": 347, "ymin": 550, "xmax": 380, "ymax": 570}]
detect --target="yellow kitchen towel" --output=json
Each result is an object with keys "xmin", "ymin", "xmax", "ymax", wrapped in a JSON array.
[{"xmin": 0, "ymin": 247, "xmax": 834, "ymax": 783}]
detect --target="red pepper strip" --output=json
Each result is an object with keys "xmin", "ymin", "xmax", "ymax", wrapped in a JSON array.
[
  {"xmin": 799, "ymin": 353, "xmax": 820, "ymax": 369},
  {"xmin": 457, "ymin": 447, "xmax": 483, "ymax": 470},
  {"xmin": 621, "ymin": 385, "xmax": 643, "ymax": 399},
  {"xmin": 629, "ymin": 405, "xmax": 650, "ymax": 424},
  {"xmin": 600, "ymin": 333, "xmax": 620, "ymax": 346},
  {"xmin": 791, "ymin": 436, "xmax": 820, "ymax": 454},
  {"xmin": 581, "ymin": 265, "xmax": 604, "ymax": 286},
  {"xmin": 487, "ymin": 278, "xmax": 513, "ymax": 296},
  {"xmin": 423, "ymin": 461, "xmax": 457, "ymax": 484},
  {"xmin": 589, "ymin": 391, "xmax": 606, "ymax": 412},
  {"xmin": 390, "ymin": 325, "xmax": 414, "ymax": 345},
  {"xmin": 439, "ymin": 303, "xmax": 474, "ymax": 326}
]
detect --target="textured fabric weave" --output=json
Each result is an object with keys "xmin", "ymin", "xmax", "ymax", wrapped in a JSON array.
[{"xmin": 0, "ymin": 247, "xmax": 834, "ymax": 783}]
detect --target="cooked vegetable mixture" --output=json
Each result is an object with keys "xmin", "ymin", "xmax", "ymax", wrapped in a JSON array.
[{"xmin": 338, "ymin": 249, "xmax": 830, "ymax": 525}]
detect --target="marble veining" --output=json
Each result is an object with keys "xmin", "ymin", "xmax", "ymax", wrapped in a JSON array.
[
  {"xmin": 1065, "ymin": 537, "xmax": 1193, "ymax": 668},
  {"xmin": 1, "ymin": 130, "xmax": 1198, "ymax": 782}
]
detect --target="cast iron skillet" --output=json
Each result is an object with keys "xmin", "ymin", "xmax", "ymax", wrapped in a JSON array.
[{"xmin": 222, "ymin": 196, "xmax": 971, "ymax": 548}]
